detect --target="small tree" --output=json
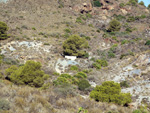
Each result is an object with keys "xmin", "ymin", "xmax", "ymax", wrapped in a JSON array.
[
  {"xmin": 139, "ymin": 1, "xmax": 145, "ymax": 6},
  {"xmin": 128, "ymin": 0, "xmax": 138, "ymax": 6},
  {"xmin": 107, "ymin": 19, "xmax": 121, "ymax": 32},
  {"xmin": 78, "ymin": 79, "xmax": 91, "ymax": 91},
  {"xmin": 63, "ymin": 35, "xmax": 89, "ymax": 57},
  {"xmin": 5, "ymin": 61, "xmax": 48, "ymax": 87},
  {"xmin": 145, "ymin": 40, "xmax": 150, "ymax": 45},
  {"xmin": 90, "ymin": 81, "xmax": 132, "ymax": 105},
  {"xmin": 148, "ymin": 4, "xmax": 150, "ymax": 9},
  {"xmin": 0, "ymin": 21, "xmax": 9, "ymax": 40}
]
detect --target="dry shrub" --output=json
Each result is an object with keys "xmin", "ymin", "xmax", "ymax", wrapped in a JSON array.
[
  {"xmin": 33, "ymin": 94, "xmax": 48, "ymax": 106},
  {"xmin": 17, "ymin": 87, "xmax": 30, "ymax": 98},
  {"xmin": 14, "ymin": 97, "xmax": 26, "ymax": 109}
]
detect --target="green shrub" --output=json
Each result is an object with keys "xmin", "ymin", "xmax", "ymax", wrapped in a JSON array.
[
  {"xmin": 5, "ymin": 61, "xmax": 47, "ymax": 87},
  {"xmin": 119, "ymin": 3, "xmax": 125, "ymax": 8},
  {"xmin": 86, "ymin": 13, "xmax": 92, "ymax": 18},
  {"xmin": 74, "ymin": 72, "xmax": 87, "ymax": 79},
  {"xmin": 132, "ymin": 110, "xmax": 142, "ymax": 113},
  {"xmin": 120, "ymin": 81, "xmax": 129, "ymax": 88},
  {"xmin": 53, "ymin": 73, "xmax": 78, "ymax": 86},
  {"xmin": 53, "ymin": 72, "xmax": 60, "ymax": 76},
  {"xmin": 0, "ymin": 99, "xmax": 10, "ymax": 110},
  {"xmin": 128, "ymin": 0, "xmax": 138, "ymax": 6},
  {"xmin": 145, "ymin": 40, "xmax": 150, "ymax": 45},
  {"xmin": 121, "ymin": 40, "xmax": 129, "ymax": 45},
  {"xmin": 113, "ymin": 14, "xmax": 126, "ymax": 21},
  {"xmin": 54, "ymin": 72, "xmax": 88, "ymax": 87},
  {"xmin": 32, "ymin": 27, "xmax": 36, "ymax": 30},
  {"xmin": 148, "ymin": 4, "xmax": 150, "ymax": 9},
  {"xmin": 76, "ymin": 17, "xmax": 83, "ymax": 24},
  {"xmin": 62, "ymin": 33, "xmax": 70, "ymax": 38},
  {"xmin": 0, "ymin": 21, "xmax": 9, "ymax": 40},
  {"xmin": 107, "ymin": 19, "xmax": 121, "ymax": 32},
  {"xmin": 83, "ymin": 53, "xmax": 89, "ymax": 58},
  {"xmin": 139, "ymin": 1, "xmax": 145, "ymax": 6},
  {"xmin": 93, "ymin": 59, "xmax": 108, "ymax": 69},
  {"xmin": 78, "ymin": 107, "xmax": 88, "ymax": 113},
  {"xmin": 125, "ymin": 27, "xmax": 133, "ymax": 32},
  {"xmin": 90, "ymin": 81, "xmax": 132, "ymax": 105},
  {"xmin": 92, "ymin": 0, "xmax": 102, "ymax": 7},
  {"xmin": 93, "ymin": 62, "xmax": 101, "ymax": 69},
  {"xmin": 64, "ymin": 28, "xmax": 71, "ymax": 33},
  {"xmin": 112, "ymin": 36, "xmax": 117, "ymax": 40},
  {"xmin": 140, "ymin": 14, "xmax": 146, "ymax": 19},
  {"xmin": 41, "ymin": 83, "xmax": 51, "ymax": 90},
  {"xmin": 127, "ymin": 16, "xmax": 135, "ymax": 22},
  {"xmin": 43, "ymin": 74, "xmax": 50, "ymax": 80},
  {"xmin": 78, "ymin": 79, "xmax": 90, "ymax": 91},
  {"xmin": 70, "ymin": 65, "xmax": 78, "ymax": 71},
  {"xmin": 108, "ymin": 51, "xmax": 115, "ymax": 58},
  {"xmin": 63, "ymin": 35, "xmax": 89, "ymax": 57}
]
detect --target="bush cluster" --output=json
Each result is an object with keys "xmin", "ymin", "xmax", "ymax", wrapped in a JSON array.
[
  {"xmin": 53, "ymin": 72, "xmax": 91, "ymax": 91},
  {"xmin": 53, "ymin": 72, "xmax": 88, "ymax": 86},
  {"xmin": 5, "ymin": 61, "xmax": 49, "ymax": 87},
  {"xmin": 53, "ymin": 73, "xmax": 78, "ymax": 85},
  {"xmin": 0, "ymin": 21, "xmax": 9, "ymax": 40},
  {"xmin": 93, "ymin": 59, "xmax": 108, "ymax": 69},
  {"xmin": 63, "ymin": 35, "xmax": 89, "ymax": 57},
  {"xmin": 78, "ymin": 79, "xmax": 91, "ymax": 91},
  {"xmin": 90, "ymin": 81, "xmax": 132, "ymax": 105},
  {"xmin": 92, "ymin": 0, "xmax": 102, "ymax": 7},
  {"xmin": 107, "ymin": 19, "xmax": 121, "ymax": 32},
  {"xmin": 128, "ymin": 0, "xmax": 138, "ymax": 6},
  {"xmin": 139, "ymin": 1, "xmax": 145, "ymax": 6},
  {"xmin": 113, "ymin": 14, "xmax": 126, "ymax": 21},
  {"xmin": 145, "ymin": 40, "xmax": 150, "ymax": 45}
]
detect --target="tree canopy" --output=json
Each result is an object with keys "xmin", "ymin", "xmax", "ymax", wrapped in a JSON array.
[
  {"xmin": 90, "ymin": 81, "xmax": 132, "ymax": 105},
  {"xmin": 0, "ymin": 21, "xmax": 9, "ymax": 40},
  {"xmin": 63, "ymin": 35, "xmax": 89, "ymax": 57},
  {"xmin": 5, "ymin": 61, "xmax": 49, "ymax": 87}
]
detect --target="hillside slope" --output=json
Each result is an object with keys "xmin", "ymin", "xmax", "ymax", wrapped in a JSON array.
[{"xmin": 0, "ymin": 0, "xmax": 150, "ymax": 113}]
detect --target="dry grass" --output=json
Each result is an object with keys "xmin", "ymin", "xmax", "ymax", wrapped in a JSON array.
[{"xmin": 0, "ymin": 79, "xmax": 135, "ymax": 113}]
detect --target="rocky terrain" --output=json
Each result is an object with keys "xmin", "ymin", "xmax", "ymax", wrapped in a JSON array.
[{"xmin": 0, "ymin": 0, "xmax": 150, "ymax": 113}]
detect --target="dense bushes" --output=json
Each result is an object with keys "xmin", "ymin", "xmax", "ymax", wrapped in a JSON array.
[
  {"xmin": 107, "ymin": 19, "xmax": 121, "ymax": 32},
  {"xmin": 92, "ymin": 0, "xmax": 102, "ymax": 7},
  {"xmin": 139, "ymin": 1, "xmax": 145, "ymax": 6},
  {"xmin": 145, "ymin": 40, "xmax": 150, "ymax": 45},
  {"xmin": 53, "ymin": 73, "xmax": 78, "ymax": 86},
  {"xmin": 127, "ymin": 16, "xmax": 135, "ymax": 22},
  {"xmin": 5, "ymin": 61, "xmax": 49, "ymax": 87},
  {"xmin": 93, "ymin": 59, "xmax": 108, "ymax": 69},
  {"xmin": 148, "ymin": 4, "xmax": 150, "ymax": 9},
  {"xmin": 0, "ymin": 21, "xmax": 9, "ymax": 40},
  {"xmin": 63, "ymin": 35, "xmax": 89, "ymax": 57},
  {"xmin": 53, "ymin": 72, "xmax": 90, "ymax": 89},
  {"xmin": 90, "ymin": 81, "xmax": 132, "ymax": 105},
  {"xmin": 128, "ymin": 0, "xmax": 138, "ymax": 6},
  {"xmin": 78, "ymin": 79, "xmax": 91, "ymax": 91},
  {"xmin": 120, "ymin": 81, "xmax": 129, "ymax": 88}
]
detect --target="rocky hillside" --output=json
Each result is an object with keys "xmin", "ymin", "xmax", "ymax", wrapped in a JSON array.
[{"xmin": 0, "ymin": 0, "xmax": 150, "ymax": 113}]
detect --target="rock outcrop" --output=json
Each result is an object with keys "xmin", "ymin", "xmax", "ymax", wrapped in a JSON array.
[{"xmin": 73, "ymin": 2, "xmax": 92, "ymax": 13}]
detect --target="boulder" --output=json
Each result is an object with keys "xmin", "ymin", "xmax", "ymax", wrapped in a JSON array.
[
  {"xmin": 128, "ymin": 102, "xmax": 138, "ymax": 109},
  {"xmin": 134, "ymin": 54, "xmax": 149, "ymax": 66},
  {"xmin": 81, "ymin": 3, "xmax": 92, "ymax": 13},
  {"xmin": 121, "ymin": 8, "xmax": 128, "ymax": 15},
  {"xmin": 73, "ymin": 2, "xmax": 92, "ymax": 13}
]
